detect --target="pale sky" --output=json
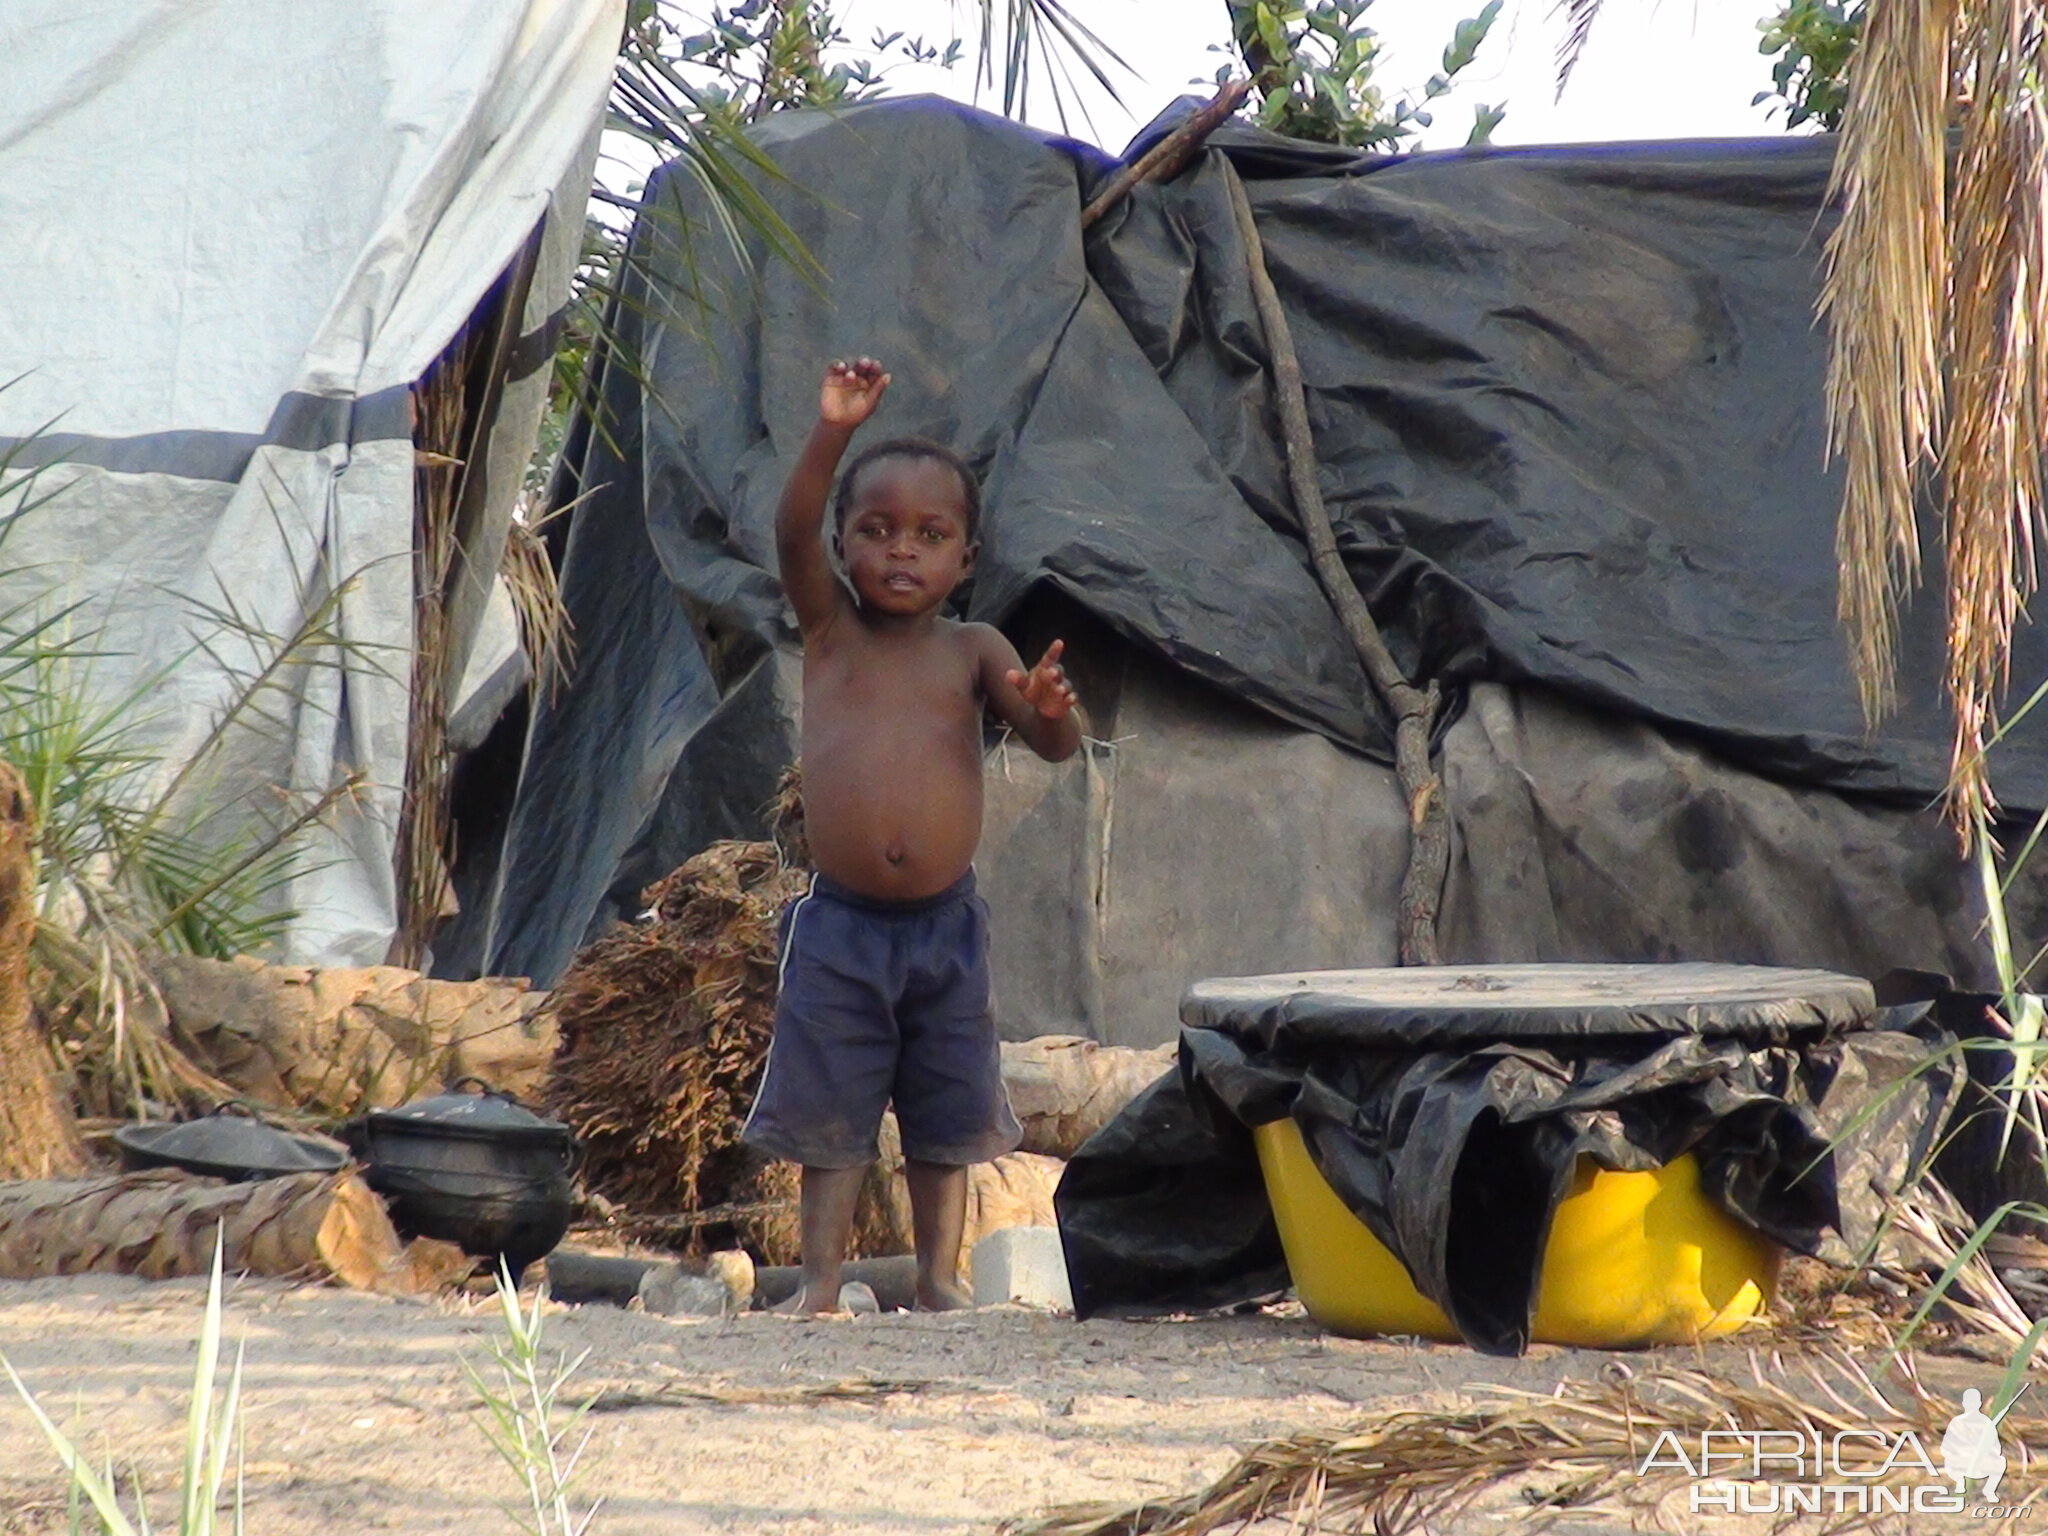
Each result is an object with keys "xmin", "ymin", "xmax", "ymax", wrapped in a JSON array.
[{"xmin": 822, "ymin": 0, "xmax": 1792, "ymax": 152}]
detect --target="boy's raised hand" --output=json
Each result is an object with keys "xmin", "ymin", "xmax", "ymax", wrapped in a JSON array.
[
  {"xmin": 1005, "ymin": 639, "xmax": 1077, "ymax": 720},
  {"xmin": 821, "ymin": 356, "xmax": 890, "ymax": 428}
]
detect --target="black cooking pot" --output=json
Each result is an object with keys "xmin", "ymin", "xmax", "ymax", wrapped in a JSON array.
[
  {"xmin": 347, "ymin": 1078, "xmax": 574, "ymax": 1281},
  {"xmin": 113, "ymin": 1102, "xmax": 348, "ymax": 1182}
]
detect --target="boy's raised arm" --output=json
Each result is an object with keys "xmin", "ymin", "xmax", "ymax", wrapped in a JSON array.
[{"xmin": 776, "ymin": 357, "xmax": 889, "ymax": 636}]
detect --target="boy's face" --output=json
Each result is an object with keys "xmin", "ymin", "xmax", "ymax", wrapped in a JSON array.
[{"xmin": 835, "ymin": 458, "xmax": 976, "ymax": 617}]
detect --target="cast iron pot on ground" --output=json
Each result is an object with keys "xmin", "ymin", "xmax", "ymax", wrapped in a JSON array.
[
  {"xmin": 347, "ymin": 1078, "xmax": 576, "ymax": 1281},
  {"xmin": 113, "ymin": 1101, "xmax": 349, "ymax": 1181}
]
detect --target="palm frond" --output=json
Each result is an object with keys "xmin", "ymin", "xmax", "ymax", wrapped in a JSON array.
[
  {"xmin": 958, "ymin": 0, "xmax": 1132, "ymax": 133},
  {"xmin": 574, "ymin": 21, "xmax": 834, "ymax": 465},
  {"xmin": 1552, "ymin": 0, "xmax": 1606, "ymax": 99},
  {"xmin": 1819, "ymin": 0, "xmax": 2048, "ymax": 838},
  {"xmin": 1821, "ymin": 0, "xmax": 1956, "ymax": 734},
  {"xmin": 0, "ymin": 381, "xmax": 82, "ymax": 550},
  {"xmin": 502, "ymin": 517, "xmax": 576, "ymax": 700},
  {"xmin": 611, "ymin": 29, "xmax": 825, "ymax": 290},
  {"xmin": 1937, "ymin": 0, "xmax": 2048, "ymax": 830},
  {"xmin": 1562, "ymin": 2, "xmax": 2048, "ymax": 838},
  {"xmin": 140, "ymin": 777, "xmax": 360, "ymax": 956}
]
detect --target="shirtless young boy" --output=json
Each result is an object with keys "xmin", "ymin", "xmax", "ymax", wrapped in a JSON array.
[{"xmin": 741, "ymin": 356, "xmax": 1081, "ymax": 1313}]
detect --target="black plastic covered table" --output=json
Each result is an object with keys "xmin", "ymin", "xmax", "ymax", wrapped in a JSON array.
[{"xmin": 1181, "ymin": 962, "xmax": 1877, "ymax": 1048}]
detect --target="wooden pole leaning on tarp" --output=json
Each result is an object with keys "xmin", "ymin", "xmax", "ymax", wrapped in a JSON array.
[
  {"xmin": 1080, "ymin": 79, "xmax": 1253, "ymax": 230},
  {"xmin": 1220, "ymin": 163, "xmax": 1450, "ymax": 966}
]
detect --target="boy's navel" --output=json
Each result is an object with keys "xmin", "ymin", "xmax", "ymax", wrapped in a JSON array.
[{"xmin": 885, "ymin": 840, "xmax": 906, "ymax": 865}]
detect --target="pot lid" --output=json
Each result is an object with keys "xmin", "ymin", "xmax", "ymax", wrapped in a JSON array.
[
  {"xmin": 114, "ymin": 1104, "xmax": 348, "ymax": 1176},
  {"xmin": 368, "ymin": 1079, "xmax": 569, "ymax": 1143}
]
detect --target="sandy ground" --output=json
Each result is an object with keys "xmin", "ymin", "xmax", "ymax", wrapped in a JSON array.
[{"xmin": 0, "ymin": 1275, "xmax": 1999, "ymax": 1535}]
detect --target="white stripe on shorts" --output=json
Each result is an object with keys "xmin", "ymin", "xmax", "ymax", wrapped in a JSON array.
[
  {"xmin": 774, "ymin": 874, "xmax": 818, "ymax": 993},
  {"xmin": 744, "ymin": 875, "xmax": 817, "ymax": 1146}
]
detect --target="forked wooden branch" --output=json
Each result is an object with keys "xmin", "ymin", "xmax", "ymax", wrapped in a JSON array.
[
  {"xmin": 1220, "ymin": 162, "xmax": 1449, "ymax": 965},
  {"xmin": 1080, "ymin": 78, "xmax": 1253, "ymax": 230}
]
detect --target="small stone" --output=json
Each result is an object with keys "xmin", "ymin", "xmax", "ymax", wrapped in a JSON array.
[
  {"xmin": 837, "ymin": 1281, "xmax": 881, "ymax": 1315},
  {"xmin": 971, "ymin": 1225, "xmax": 1072, "ymax": 1311},
  {"xmin": 636, "ymin": 1264, "xmax": 736, "ymax": 1318}
]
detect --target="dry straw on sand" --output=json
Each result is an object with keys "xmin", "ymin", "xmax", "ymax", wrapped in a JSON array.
[{"xmin": 1010, "ymin": 1349, "xmax": 2045, "ymax": 1536}]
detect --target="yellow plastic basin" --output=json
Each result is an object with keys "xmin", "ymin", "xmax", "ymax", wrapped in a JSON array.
[{"xmin": 1252, "ymin": 1118, "xmax": 1781, "ymax": 1348}]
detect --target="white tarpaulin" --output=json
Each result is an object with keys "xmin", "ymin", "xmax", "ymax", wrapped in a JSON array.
[{"xmin": 0, "ymin": 0, "xmax": 621, "ymax": 963}]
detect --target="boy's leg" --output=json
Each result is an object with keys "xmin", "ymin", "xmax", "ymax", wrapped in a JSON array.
[
  {"xmin": 775, "ymin": 1163, "xmax": 870, "ymax": 1314},
  {"xmin": 743, "ymin": 884, "xmax": 897, "ymax": 1313},
  {"xmin": 904, "ymin": 1159, "xmax": 972, "ymax": 1311},
  {"xmin": 894, "ymin": 884, "xmax": 1021, "ymax": 1312}
]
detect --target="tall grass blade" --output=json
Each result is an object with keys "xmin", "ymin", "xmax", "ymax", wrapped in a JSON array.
[
  {"xmin": 210, "ymin": 1345, "xmax": 245, "ymax": 1535},
  {"xmin": 179, "ymin": 1236, "xmax": 226, "ymax": 1534},
  {"xmin": 2002, "ymin": 802, "xmax": 2048, "ymax": 898},
  {"xmin": 1989, "ymin": 672, "xmax": 2048, "ymax": 747},
  {"xmin": 1980, "ymin": 830, "xmax": 2045, "ymax": 1158},
  {"xmin": 468, "ymin": 1259, "xmax": 604, "ymax": 1535},
  {"xmin": 1993, "ymin": 1318, "xmax": 2048, "ymax": 1416},
  {"xmin": 0, "ymin": 1356, "xmax": 140, "ymax": 1536}
]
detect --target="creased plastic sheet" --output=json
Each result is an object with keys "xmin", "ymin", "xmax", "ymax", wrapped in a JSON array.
[
  {"xmin": 1057, "ymin": 983, "xmax": 1960, "ymax": 1356},
  {"xmin": 475, "ymin": 99, "xmax": 2045, "ymax": 988},
  {"xmin": 1090, "ymin": 123, "xmax": 2048, "ymax": 806}
]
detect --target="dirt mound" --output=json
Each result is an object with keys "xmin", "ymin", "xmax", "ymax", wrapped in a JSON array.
[{"xmin": 545, "ymin": 841, "xmax": 809, "ymax": 1262}]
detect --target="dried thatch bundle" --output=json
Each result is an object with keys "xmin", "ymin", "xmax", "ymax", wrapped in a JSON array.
[
  {"xmin": 1010, "ymin": 1349, "xmax": 2048, "ymax": 1536},
  {"xmin": 545, "ymin": 840, "xmax": 809, "ymax": 1262}
]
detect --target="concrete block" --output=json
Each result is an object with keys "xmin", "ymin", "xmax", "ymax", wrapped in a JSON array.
[{"xmin": 971, "ymin": 1225, "xmax": 1073, "ymax": 1311}]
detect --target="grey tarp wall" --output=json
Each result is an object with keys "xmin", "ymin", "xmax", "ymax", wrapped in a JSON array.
[
  {"xmin": 452, "ymin": 100, "xmax": 2047, "ymax": 1028},
  {"xmin": 0, "ymin": 0, "xmax": 622, "ymax": 964}
]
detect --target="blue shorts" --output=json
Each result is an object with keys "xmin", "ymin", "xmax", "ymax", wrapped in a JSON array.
[{"xmin": 741, "ymin": 871, "xmax": 1022, "ymax": 1169}]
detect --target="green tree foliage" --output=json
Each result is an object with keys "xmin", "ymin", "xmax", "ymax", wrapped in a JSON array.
[
  {"xmin": 1224, "ymin": 0, "xmax": 1505, "ymax": 149},
  {"xmin": 1756, "ymin": 1, "xmax": 1864, "ymax": 131},
  {"xmin": 655, "ymin": 0, "xmax": 960, "ymax": 124}
]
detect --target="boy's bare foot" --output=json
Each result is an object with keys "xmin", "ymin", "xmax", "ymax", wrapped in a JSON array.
[
  {"xmin": 914, "ymin": 1276, "xmax": 975, "ymax": 1312},
  {"xmin": 771, "ymin": 1281, "xmax": 844, "ymax": 1315},
  {"xmin": 768, "ymin": 1280, "xmax": 882, "ymax": 1316}
]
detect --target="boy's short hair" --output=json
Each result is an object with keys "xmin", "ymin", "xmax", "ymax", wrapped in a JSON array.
[{"xmin": 832, "ymin": 437, "xmax": 982, "ymax": 542}]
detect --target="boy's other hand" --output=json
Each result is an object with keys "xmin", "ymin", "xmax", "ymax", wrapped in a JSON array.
[
  {"xmin": 821, "ymin": 357, "xmax": 890, "ymax": 428},
  {"xmin": 1005, "ymin": 639, "xmax": 1077, "ymax": 720}
]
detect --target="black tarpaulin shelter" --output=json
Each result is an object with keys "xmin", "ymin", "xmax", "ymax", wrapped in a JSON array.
[{"xmin": 440, "ymin": 100, "xmax": 2047, "ymax": 1037}]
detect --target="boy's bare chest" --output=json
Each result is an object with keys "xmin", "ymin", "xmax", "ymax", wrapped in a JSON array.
[{"xmin": 805, "ymin": 632, "xmax": 982, "ymax": 730}]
